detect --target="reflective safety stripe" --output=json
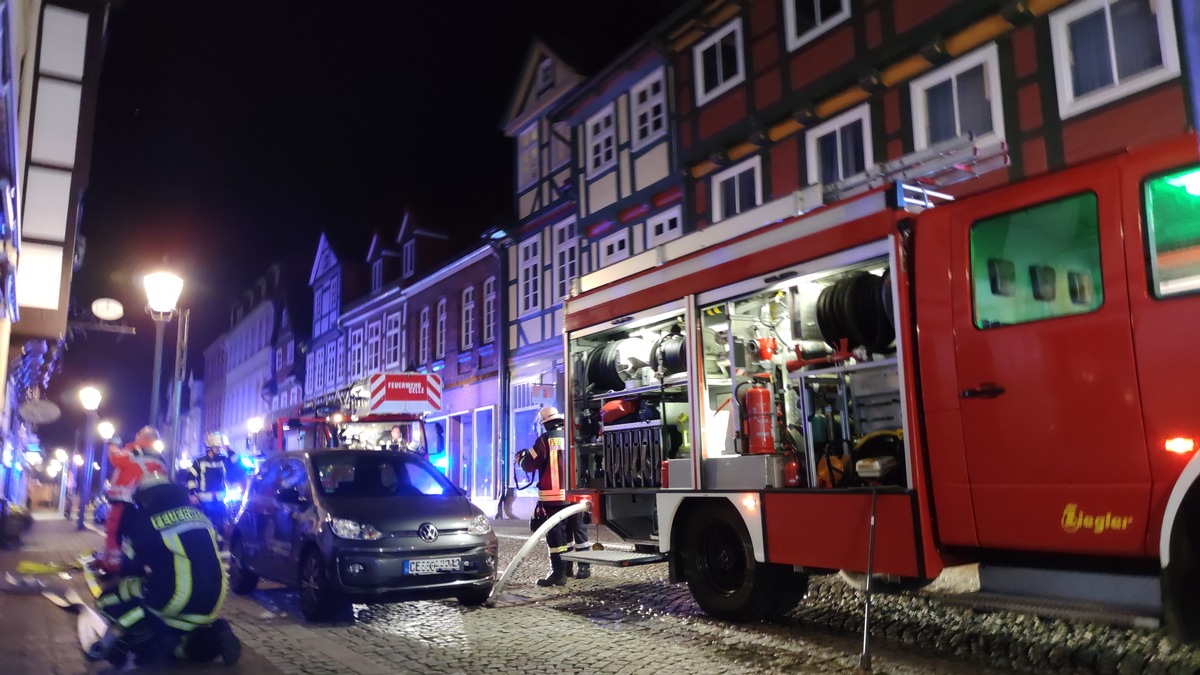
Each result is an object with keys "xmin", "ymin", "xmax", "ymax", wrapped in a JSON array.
[
  {"xmin": 116, "ymin": 606, "xmax": 145, "ymax": 629},
  {"xmin": 118, "ymin": 577, "xmax": 142, "ymax": 601},
  {"xmin": 162, "ymin": 533, "xmax": 193, "ymax": 616},
  {"xmin": 97, "ymin": 592, "xmax": 121, "ymax": 608},
  {"xmin": 538, "ymin": 489, "xmax": 567, "ymax": 501},
  {"xmin": 548, "ymin": 542, "xmax": 571, "ymax": 553}
]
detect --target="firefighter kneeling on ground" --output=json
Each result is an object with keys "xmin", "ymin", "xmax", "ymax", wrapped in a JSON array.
[
  {"xmin": 94, "ymin": 472, "xmax": 240, "ymax": 668},
  {"xmin": 100, "ymin": 426, "xmax": 168, "ymax": 573},
  {"xmin": 187, "ymin": 432, "xmax": 237, "ymax": 548},
  {"xmin": 518, "ymin": 406, "xmax": 590, "ymax": 586}
]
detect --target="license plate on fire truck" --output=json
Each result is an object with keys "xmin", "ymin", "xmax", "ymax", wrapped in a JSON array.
[{"xmin": 404, "ymin": 557, "xmax": 462, "ymax": 575}]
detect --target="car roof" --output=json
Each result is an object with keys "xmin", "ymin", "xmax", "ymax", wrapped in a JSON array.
[{"xmin": 268, "ymin": 449, "xmax": 414, "ymax": 462}]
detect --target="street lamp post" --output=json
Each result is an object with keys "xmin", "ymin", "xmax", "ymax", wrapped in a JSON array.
[
  {"xmin": 97, "ymin": 420, "xmax": 115, "ymax": 495},
  {"xmin": 144, "ymin": 272, "xmax": 184, "ymax": 429},
  {"xmin": 77, "ymin": 386, "xmax": 102, "ymax": 530}
]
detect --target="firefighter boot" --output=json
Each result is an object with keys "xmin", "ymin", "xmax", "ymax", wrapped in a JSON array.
[
  {"xmin": 563, "ymin": 560, "xmax": 575, "ymax": 578},
  {"xmin": 536, "ymin": 553, "xmax": 568, "ymax": 586},
  {"xmin": 575, "ymin": 562, "xmax": 591, "ymax": 579}
]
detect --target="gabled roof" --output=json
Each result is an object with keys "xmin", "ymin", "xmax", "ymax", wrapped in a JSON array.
[
  {"xmin": 308, "ymin": 229, "xmax": 370, "ymax": 285},
  {"xmin": 395, "ymin": 208, "xmax": 450, "ymax": 245},
  {"xmin": 501, "ymin": 38, "xmax": 583, "ymax": 137}
]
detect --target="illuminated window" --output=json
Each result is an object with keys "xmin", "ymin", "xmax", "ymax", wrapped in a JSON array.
[
  {"xmin": 970, "ymin": 192, "xmax": 1103, "ymax": 328},
  {"xmin": 1144, "ymin": 165, "xmax": 1200, "ymax": 297}
]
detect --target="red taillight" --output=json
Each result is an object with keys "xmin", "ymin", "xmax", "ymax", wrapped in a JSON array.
[{"xmin": 1165, "ymin": 437, "xmax": 1196, "ymax": 455}]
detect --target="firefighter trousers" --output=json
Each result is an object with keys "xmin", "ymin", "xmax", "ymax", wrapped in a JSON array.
[{"xmin": 97, "ymin": 574, "xmax": 228, "ymax": 661}]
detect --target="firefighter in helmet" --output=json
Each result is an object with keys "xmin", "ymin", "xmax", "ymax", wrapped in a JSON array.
[
  {"xmin": 517, "ymin": 406, "xmax": 590, "ymax": 585},
  {"xmin": 96, "ymin": 471, "xmax": 240, "ymax": 668},
  {"xmin": 186, "ymin": 432, "xmax": 237, "ymax": 547},
  {"xmin": 100, "ymin": 426, "xmax": 168, "ymax": 573}
]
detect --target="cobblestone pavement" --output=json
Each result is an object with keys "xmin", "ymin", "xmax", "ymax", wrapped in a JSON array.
[
  {"xmin": 219, "ymin": 519, "xmax": 1008, "ymax": 675},
  {"xmin": 0, "ymin": 511, "xmax": 280, "ymax": 674}
]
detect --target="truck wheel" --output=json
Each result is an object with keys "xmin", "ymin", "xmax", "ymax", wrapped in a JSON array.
[
  {"xmin": 1164, "ymin": 513, "xmax": 1200, "ymax": 643},
  {"xmin": 681, "ymin": 504, "xmax": 781, "ymax": 622},
  {"xmin": 836, "ymin": 570, "xmax": 931, "ymax": 593}
]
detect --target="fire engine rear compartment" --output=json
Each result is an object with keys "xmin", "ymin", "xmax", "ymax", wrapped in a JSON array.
[{"xmin": 565, "ymin": 214, "xmax": 931, "ymax": 582}]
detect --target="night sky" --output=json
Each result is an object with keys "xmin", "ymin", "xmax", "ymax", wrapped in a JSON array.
[{"xmin": 39, "ymin": 0, "xmax": 683, "ymax": 454}]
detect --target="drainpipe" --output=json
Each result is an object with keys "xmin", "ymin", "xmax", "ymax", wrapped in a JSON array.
[{"xmin": 487, "ymin": 233, "xmax": 513, "ymax": 504}]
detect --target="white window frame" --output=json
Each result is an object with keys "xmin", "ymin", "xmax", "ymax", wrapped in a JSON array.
[
  {"xmin": 371, "ymin": 259, "xmax": 383, "ymax": 291},
  {"xmin": 783, "ymin": 0, "xmax": 851, "ymax": 52},
  {"xmin": 585, "ymin": 104, "xmax": 617, "ymax": 176},
  {"xmin": 647, "ymin": 205, "xmax": 684, "ymax": 248},
  {"xmin": 313, "ymin": 347, "xmax": 324, "ymax": 392},
  {"xmin": 519, "ymin": 237, "xmax": 540, "ymax": 316},
  {"xmin": 367, "ymin": 321, "xmax": 382, "ymax": 373},
  {"xmin": 461, "ymin": 287, "xmax": 476, "ymax": 350},
  {"xmin": 711, "ymin": 155, "xmax": 763, "ymax": 223},
  {"xmin": 385, "ymin": 313, "xmax": 401, "ymax": 368},
  {"xmin": 286, "ymin": 341, "xmax": 294, "ymax": 365},
  {"xmin": 435, "ymin": 298, "xmax": 447, "ymax": 359},
  {"xmin": 325, "ymin": 344, "xmax": 336, "ymax": 390},
  {"xmin": 599, "ymin": 229, "xmax": 632, "ymax": 268},
  {"xmin": 805, "ymin": 103, "xmax": 873, "ymax": 186},
  {"xmin": 419, "ymin": 307, "xmax": 430, "ymax": 364},
  {"xmin": 403, "ymin": 241, "xmax": 416, "ymax": 278},
  {"xmin": 909, "ymin": 44, "xmax": 1005, "ymax": 151},
  {"xmin": 553, "ymin": 219, "xmax": 578, "ymax": 301},
  {"xmin": 1049, "ymin": 0, "xmax": 1180, "ymax": 120},
  {"xmin": 350, "ymin": 328, "xmax": 364, "ymax": 379},
  {"xmin": 631, "ymin": 69, "xmax": 667, "ymax": 151},
  {"xmin": 275, "ymin": 348, "xmax": 283, "ymax": 370},
  {"xmin": 483, "ymin": 277, "xmax": 497, "ymax": 344},
  {"xmin": 336, "ymin": 336, "xmax": 345, "ymax": 384},
  {"xmin": 400, "ymin": 305, "xmax": 408, "ymax": 369},
  {"xmin": 693, "ymin": 19, "xmax": 746, "ymax": 106},
  {"xmin": 517, "ymin": 122, "xmax": 539, "ymax": 190}
]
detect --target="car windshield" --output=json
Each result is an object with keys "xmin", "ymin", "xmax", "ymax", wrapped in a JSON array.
[{"xmin": 313, "ymin": 454, "xmax": 455, "ymax": 498}]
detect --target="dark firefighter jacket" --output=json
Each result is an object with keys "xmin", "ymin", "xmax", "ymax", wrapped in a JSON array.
[
  {"xmin": 119, "ymin": 483, "xmax": 227, "ymax": 626},
  {"xmin": 187, "ymin": 453, "xmax": 235, "ymax": 498},
  {"xmin": 519, "ymin": 426, "xmax": 566, "ymax": 502}
]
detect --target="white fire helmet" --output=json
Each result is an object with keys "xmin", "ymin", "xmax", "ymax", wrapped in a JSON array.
[{"xmin": 205, "ymin": 431, "xmax": 230, "ymax": 449}]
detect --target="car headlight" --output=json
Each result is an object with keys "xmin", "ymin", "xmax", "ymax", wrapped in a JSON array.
[
  {"xmin": 329, "ymin": 517, "xmax": 383, "ymax": 541},
  {"xmin": 467, "ymin": 514, "xmax": 492, "ymax": 535}
]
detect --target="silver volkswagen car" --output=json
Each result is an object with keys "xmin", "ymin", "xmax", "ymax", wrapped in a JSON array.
[{"xmin": 227, "ymin": 449, "xmax": 498, "ymax": 621}]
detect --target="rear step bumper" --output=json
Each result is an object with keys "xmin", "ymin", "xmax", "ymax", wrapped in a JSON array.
[{"xmin": 560, "ymin": 550, "xmax": 667, "ymax": 567}]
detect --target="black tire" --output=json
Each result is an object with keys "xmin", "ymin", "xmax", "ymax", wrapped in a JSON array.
[
  {"xmin": 680, "ymin": 504, "xmax": 784, "ymax": 622},
  {"xmin": 1163, "ymin": 510, "xmax": 1200, "ymax": 643},
  {"xmin": 837, "ymin": 569, "xmax": 932, "ymax": 593},
  {"xmin": 228, "ymin": 538, "xmax": 259, "ymax": 595},
  {"xmin": 298, "ymin": 550, "xmax": 344, "ymax": 622},
  {"xmin": 456, "ymin": 583, "xmax": 493, "ymax": 607}
]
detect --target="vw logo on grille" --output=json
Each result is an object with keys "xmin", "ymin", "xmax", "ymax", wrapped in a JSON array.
[{"xmin": 418, "ymin": 523, "xmax": 439, "ymax": 542}]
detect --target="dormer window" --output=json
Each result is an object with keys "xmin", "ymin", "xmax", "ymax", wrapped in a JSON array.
[
  {"xmin": 372, "ymin": 259, "xmax": 383, "ymax": 291},
  {"xmin": 536, "ymin": 58, "xmax": 555, "ymax": 94},
  {"xmin": 403, "ymin": 240, "xmax": 415, "ymax": 278}
]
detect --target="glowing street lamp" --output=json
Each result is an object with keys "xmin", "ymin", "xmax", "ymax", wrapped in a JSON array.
[
  {"xmin": 143, "ymin": 271, "xmax": 183, "ymax": 426},
  {"xmin": 54, "ymin": 448, "xmax": 67, "ymax": 463},
  {"xmin": 98, "ymin": 421, "xmax": 115, "ymax": 441},
  {"xmin": 77, "ymin": 386, "xmax": 101, "ymax": 530},
  {"xmin": 97, "ymin": 420, "xmax": 116, "ymax": 490}
]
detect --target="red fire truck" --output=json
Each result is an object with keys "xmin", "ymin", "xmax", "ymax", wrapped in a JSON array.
[
  {"xmin": 274, "ymin": 373, "xmax": 443, "ymax": 456},
  {"xmin": 562, "ymin": 133, "xmax": 1200, "ymax": 640}
]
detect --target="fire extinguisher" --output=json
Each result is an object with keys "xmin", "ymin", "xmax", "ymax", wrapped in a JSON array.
[
  {"xmin": 784, "ymin": 452, "xmax": 803, "ymax": 487},
  {"xmin": 746, "ymin": 379, "xmax": 775, "ymax": 455}
]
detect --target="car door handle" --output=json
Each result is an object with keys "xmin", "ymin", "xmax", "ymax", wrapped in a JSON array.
[{"xmin": 961, "ymin": 384, "xmax": 1006, "ymax": 399}]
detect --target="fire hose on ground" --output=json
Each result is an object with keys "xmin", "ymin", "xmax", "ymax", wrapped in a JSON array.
[{"xmin": 485, "ymin": 501, "xmax": 590, "ymax": 607}]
